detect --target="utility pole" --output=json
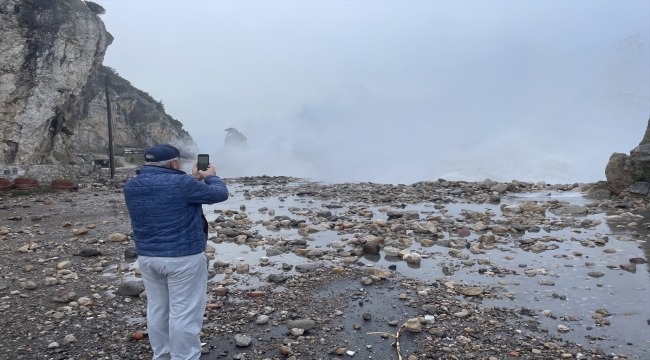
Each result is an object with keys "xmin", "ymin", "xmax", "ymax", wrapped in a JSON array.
[{"xmin": 104, "ymin": 76, "xmax": 115, "ymax": 179}]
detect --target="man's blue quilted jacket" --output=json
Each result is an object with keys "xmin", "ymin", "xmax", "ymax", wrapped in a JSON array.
[{"xmin": 124, "ymin": 165, "xmax": 229, "ymax": 257}]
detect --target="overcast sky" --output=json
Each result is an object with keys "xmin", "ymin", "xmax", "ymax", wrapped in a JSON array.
[{"xmin": 98, "ymin": 0, "xmax": 650, "ymax": 184}]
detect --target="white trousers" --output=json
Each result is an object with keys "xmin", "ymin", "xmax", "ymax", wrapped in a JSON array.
[{"xmin": 139, "ymin": 252, "xmax": 208, "ymax": 360}]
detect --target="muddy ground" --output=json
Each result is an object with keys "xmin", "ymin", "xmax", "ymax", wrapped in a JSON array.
[{"xmin": 0, "ymin": 173, "xmax": 648, "ymax": 360}]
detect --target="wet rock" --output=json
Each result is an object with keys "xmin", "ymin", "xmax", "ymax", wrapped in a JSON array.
[
  {"xmin": 620, "ymin": 263, "xmax": 637, "ymax": 273},
  {"xmin": 588, "ymin": 271, "xmax": 605, "ymax": 278},
  {"xmin": 296, "ymin": 263, "xmax": 324, "ymax": 272},
  {"xmin": 116, "ymin": 281, "xmax": 145, "ymax": 296},
  {"xmin": 286, "ymin": 319, "xmax": 316, "ymax": 331},
  {"xmin": 362, "ymin": 243, "xmax": 380, "ymax": 254},
  {"xmin": 79, "ymin": 248, "xmax": 101, "ymax": 257},
  {"xmin": 538, "ymin": 279, "xmax": 555, "ymax": 286},
  {"xmin": 386, "ymin": 211, "xmax": 403, "ymax": 219},
  {"xmin": 124, "ymin": 247, "xmax": 138, "ymax": 259},
  {"xmin": 384, "ymin": 246, "xmax": 400, "ymax": 257},
  {"xmin": 370, "ymin": 268, "xmax": 392, "ymax": 279},
  {"xmin": 316, "ymin": 210, "xmax": 332, "ymax": 218},
  {"xmin": 463, "ymin": 287, "xmax": 483, "ymax": 296},
  {"xmin": 557, "ymin": 325, "xmax": 570, "ymax": 333},
  {"xmin": 403, "ymin": 253, "xmax": 421, "ymax": 264},
  {"xmin": 550, "ymin": 206, "xmax": 588, "ymax": 215},
  {"xmin": 267, "ymin": 273, "xmax": 287, "ymax": 283},
  {"xmin": 448, "ymin": 249, "xmax": 469, "ymax": 260},
  {"xmin": 403, "ymin": 210, "xmax": 420, "ymax": 220},
  {"xmin": 236, "ymin": 263, "xmax": 250, "ymax": 273},
  {"xmin": 213, "ymin": 259, "xmax": 230, "ymax": 268},
  {"xmin": 266, "ymin": 248, "xmax": 283, "ymax": 257},
  {"xmin": 629, "ymin": 257, "xmax": 646, "ymax": 264}
]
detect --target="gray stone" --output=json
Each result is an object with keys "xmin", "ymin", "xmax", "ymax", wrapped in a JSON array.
[
  {"xmin": 362, "ymin": 243, "xmax": 380, "ymax": 254},
  {"xmin": 124, "ymin": 247, "xmax": 138, "ymax": 259},
  {"xmin": 588, "ymin": 271, "xmax": 605, "ymax": 278},
  {"xmin": 295, "ymin": 263, "xmax": 324, "ymax": 272},
  {"xmin": 316, "ymin": 210, "xmax": 332, "ymax": 218},
  {"xmin": 422, "ymin": 304, "xmax": 437, "ymax": 314},
  {"xmin": 79, "ymin": 248, "xmax": 101, "ymax": 257},
  {"xmin": 550, "ymin": 206, "xmax": 588, "ymax": 215},
  {"xmin": 605, "ymin": 120, "xmax": 650, "ymax": 195},
  {"xmin": 623, "ymin": 181, "xmax": 650, "ymax": 196},
  {"xmin": 213, "ymin": 259, "xmax": 230, "ymax": 268},
  {"xmin": 403, "ymin": 210, "xmax": 420, "ymax": 220},
  {"xmin": 386, "ymin": 211, "xmax": 403, "ymax": 219},
  {"xmin": 53, "ymin": 291, "xmax": 77, "ymax": 303},
  {"xmin": 286, "ymin": 319, "xmax": 316, "ymax": 331},
  {"xmin": 116, "ymin": 281, "xmax": 145, "ymax": 296},
  {"xmin": 266, "ymin": 248, "xmax": 283, "ymax": 257},
  {"xmin": 234, "ymin": 334, "xmax": 252, "ymax": 347},
  {"xmin": 267, "ymin": 273, "xmax": 287, "ymax": 283},
  {"xmin": 584, "ymin": 189, "xmax": 612, "ymax": 200}
]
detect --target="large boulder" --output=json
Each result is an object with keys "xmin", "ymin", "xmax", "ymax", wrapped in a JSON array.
[{"xmin": 605, "ymin": 119, "xmax": 650, "ymax": 195}]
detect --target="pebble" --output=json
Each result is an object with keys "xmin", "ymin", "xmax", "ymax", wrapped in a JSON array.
[
  {"xmin": 286, "ymin": 319, "xmax": 316, "ymax": 331},
  {"xmin": 107, "ymin": 233, "xmax": 127, "ymax": 242},
  {"xmin": 63, "ymin": 334, "xmax": 77, "ymax": 344},
  {"xmin": 405, "ymin": 318, "xmax": 422, "ymax": 332},
  {"xmin": 234, "ymin": 334, "xmax": 252, "ymax": 347}
]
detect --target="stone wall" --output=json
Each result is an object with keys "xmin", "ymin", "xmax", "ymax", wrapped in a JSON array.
[{"xmin": 0, "ymin": 164, "xmax": 103, "ymax": 186}]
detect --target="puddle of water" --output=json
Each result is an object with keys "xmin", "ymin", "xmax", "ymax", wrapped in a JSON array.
[{"xmin": 195, "ymin": 185, "xmax": 650, "ymax": 356}]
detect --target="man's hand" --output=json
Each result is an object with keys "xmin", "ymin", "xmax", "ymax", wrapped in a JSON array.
[{"xmin": 192, "ymin": 162, "xmax": 217, "ymax": 181}]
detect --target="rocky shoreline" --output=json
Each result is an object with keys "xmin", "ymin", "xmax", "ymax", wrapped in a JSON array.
[{"xmin": 0, "ymin": 175, "xmax": 648, "ymax": 360}]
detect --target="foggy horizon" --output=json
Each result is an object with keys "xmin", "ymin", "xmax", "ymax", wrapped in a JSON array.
[{"xmin": 99, "ymin": 0, "xmax": 650, "ymax": 184}]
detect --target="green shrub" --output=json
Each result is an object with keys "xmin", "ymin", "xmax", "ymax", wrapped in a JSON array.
[{"xmin": 632, "ymin": 173, "xmax": 650, "ymax": 183}]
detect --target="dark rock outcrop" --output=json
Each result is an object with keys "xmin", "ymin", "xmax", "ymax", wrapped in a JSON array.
[
  {"xmin": 605, "ymin": 118, "xmax": 650, "ymax": 195},
  {"xmin": 67, "ymin": 66, "xmax": 198, "ymax": 156},
  {"xmin": 224, "ymin": 128, "xmax": 248, "ymax": 148}
]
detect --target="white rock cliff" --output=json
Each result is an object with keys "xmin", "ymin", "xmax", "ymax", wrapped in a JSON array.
[{"xmin": 0, "ymin": 0, "xmax": 197, "ymax": 165}]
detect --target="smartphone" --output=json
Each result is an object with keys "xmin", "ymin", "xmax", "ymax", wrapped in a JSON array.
[{"xmin": 197, "ymin": 154, "xmax": 209, "ymax": 171}]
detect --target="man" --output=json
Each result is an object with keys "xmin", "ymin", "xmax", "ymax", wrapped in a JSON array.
[{"xmin": 124, "ymin": 143, "xmax": 229, "ymax": 360}]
